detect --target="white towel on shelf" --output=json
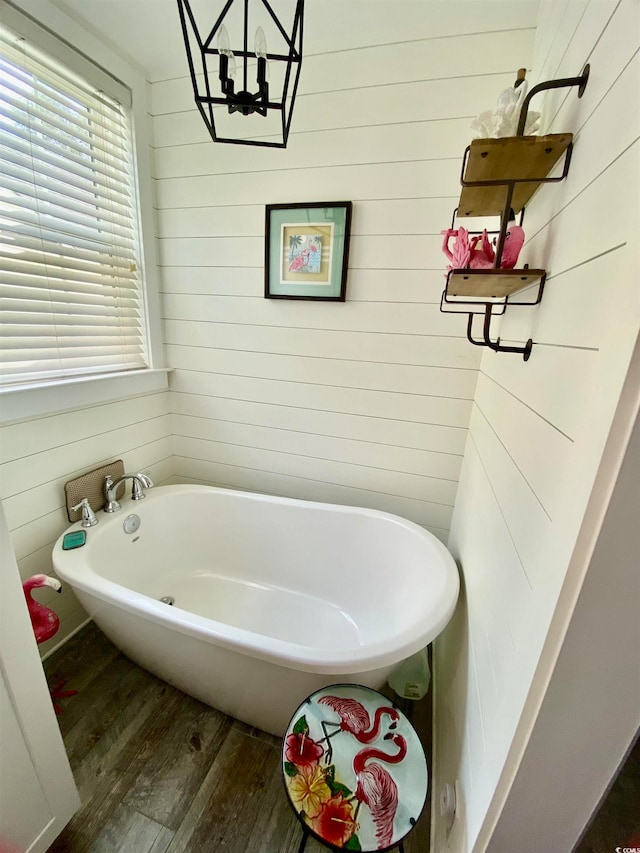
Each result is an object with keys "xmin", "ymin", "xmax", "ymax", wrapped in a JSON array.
[{"xmin": 470, "ymin": 81, "xmax": 541, "ymax": 139}]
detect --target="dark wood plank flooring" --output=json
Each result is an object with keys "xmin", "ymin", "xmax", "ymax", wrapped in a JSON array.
[
  {"xmin": 45, "ymin": 623, "xmax": 432, "ymax": 853},
  {"xmin": 577, "ymin": 732, "xmax": 640, "ymax": 853}
]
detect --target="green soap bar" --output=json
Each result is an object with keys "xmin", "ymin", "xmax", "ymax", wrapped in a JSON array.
[{"xmin": 62, "ymin": 530, "xmax": 87, "ymax": 550}]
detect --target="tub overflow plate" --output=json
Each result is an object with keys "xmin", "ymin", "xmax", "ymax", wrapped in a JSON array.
[{"xmin": 123, "ymin": 514, "xmax": 141, "ymax": 534}]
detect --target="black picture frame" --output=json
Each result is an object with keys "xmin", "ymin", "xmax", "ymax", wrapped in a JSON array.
[{"xmin": 264, "ymin": 201, "xmax": 352, "ymax": 300}]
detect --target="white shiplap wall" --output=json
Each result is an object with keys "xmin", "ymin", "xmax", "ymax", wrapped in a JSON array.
[
  {"xmin": 0, "ymin": 394, "xmax": 173, "ymax": 656},
  {"xmin": 433, "ymin": 1, "xmax": 640, "ymax": 850},
  {"xmin": 0, "ymin": 0, "xmax": 171, "ymax": 657},
  {"xmin": 152, "ymin": 3, "xmax": 540, "ymax": 542}
]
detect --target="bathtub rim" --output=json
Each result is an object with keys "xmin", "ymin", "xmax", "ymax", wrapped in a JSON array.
[{"xmin": 52, "ymin": 484, "xmax": 460, "ymax": 675}]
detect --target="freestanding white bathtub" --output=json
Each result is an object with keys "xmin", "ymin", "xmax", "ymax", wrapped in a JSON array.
[{"xmin": 53, "ymin": 484, "xmax": 459, "ymax": 735}]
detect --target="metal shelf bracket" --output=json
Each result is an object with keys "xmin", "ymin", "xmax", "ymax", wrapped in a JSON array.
[
  {"xmin": 440, "ymin": 65, "xmax": 590, "ymax": 361},
  {"xmin": 466, "ymin": 305, "xmax": 533, "ymax": 361}
]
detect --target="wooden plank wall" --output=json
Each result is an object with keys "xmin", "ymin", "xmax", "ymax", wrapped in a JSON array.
[
  {"xmin": 433, "ymin": 1, "xmax": 640, "ymax": 850},
  {"xmin": 0, "ymin": 0, "xmax": 172, "ymax": 659},
  {"xmin": 0, "ymin": 395, "xmax": 173, "ymax": 656},
  {"xmin": 152, "ymin": 2, "xmax": 540, "ymax": 542}
]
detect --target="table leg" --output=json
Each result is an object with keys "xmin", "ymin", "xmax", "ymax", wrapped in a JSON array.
[{"xmin": 297, "ymin": 827, "xmax": 309, "ymax": 853}]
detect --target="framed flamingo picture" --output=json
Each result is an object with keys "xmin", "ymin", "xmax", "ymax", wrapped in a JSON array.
[{"xmin": 265, "ymin": 201, "xmax": 352, "ymax": 300}]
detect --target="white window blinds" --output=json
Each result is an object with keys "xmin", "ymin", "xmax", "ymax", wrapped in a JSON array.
[{"xmin": 0, "ymin": 26, "xmax": 148, "ymax": 387}]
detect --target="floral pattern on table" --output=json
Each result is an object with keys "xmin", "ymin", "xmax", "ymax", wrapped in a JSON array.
[
  {"xmin": 284, "ymin": 714, "xmax": 362, "ymax": 849},
  {"xmin": 283, "ymin": 685, "xmax": 428, "ymax": 852}
]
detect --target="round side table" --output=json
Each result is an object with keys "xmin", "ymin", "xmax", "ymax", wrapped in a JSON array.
[{"xmin": 282, "ymin": 684, "xmax": 428, "ymax": 853}]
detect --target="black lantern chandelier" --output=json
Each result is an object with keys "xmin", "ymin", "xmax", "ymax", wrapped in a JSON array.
[{"xmin": 176, "ymin": 0, "xmax": 304, "ymax": 148}]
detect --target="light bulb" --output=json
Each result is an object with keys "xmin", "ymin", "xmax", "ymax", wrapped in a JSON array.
[
  {"xmin": 254, "ymin": 26, "xmax": 269, "ymax": 81},
  {"xmin": 254, "ymin": 26, "xmax": 267, "ymax": 58},
  {"xmin": 217, "ymin": 24, "xmax": 236, "ymax": 78},
  {"xmin": 217, "ymin": 24, "xmax": 231, "ymax": 55}
]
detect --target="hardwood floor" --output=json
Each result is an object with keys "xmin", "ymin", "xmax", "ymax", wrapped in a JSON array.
[
  {"xmin": 44, "ymin": 623, "xmax": 432, "ymax": 853},
  {"xmin": 577, "ymin": 732, "xmax": 640, "ymax": 853}
]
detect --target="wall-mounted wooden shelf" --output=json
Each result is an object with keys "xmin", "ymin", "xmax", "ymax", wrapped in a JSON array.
[
  {"xmin": 458, "ymin": 134, "xmax": 573, "ymax": 217},
  {"xmin": 446, "ymin": 268, "xmax": 546, "ymax": 299},
  {"xmin": 440, "ymin": 65, "xmax": 590, "ymax": 361}
]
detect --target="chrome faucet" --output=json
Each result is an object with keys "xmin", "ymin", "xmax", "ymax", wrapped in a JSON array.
[
  {"xmin": 72, "ymin": 497, "xmax": 98, "ymax": 528},
  {"xmin": 104, "ymin": 472, "xmax": 154, "ymax": 513}
]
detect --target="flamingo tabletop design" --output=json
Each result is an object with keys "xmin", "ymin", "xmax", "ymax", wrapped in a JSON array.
[
  {"xmin": 283, "ymin": 686, "xmax": 427, "ymax": 852},
  {"xmin": 353, "ymin": 733, "xmax": 408, "ymax": 848},
  {"xmin": 317, "ymin": 694, "xmax": 399, "ymax": 763},
  {"xmin": 22, "ymin": 574, "xmax": 77, "ymax": 713}
]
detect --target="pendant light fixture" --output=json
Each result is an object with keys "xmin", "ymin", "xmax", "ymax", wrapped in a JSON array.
[{"xmin": 176, "ymin": 0, "xmax": 304, "ymax": 148}]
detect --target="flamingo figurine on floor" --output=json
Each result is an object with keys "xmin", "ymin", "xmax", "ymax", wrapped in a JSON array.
[
  {"xmin": 317, "ymin": 694, "xmax": 399, "ymax": 764},
  {"xmin": 352, "ymin": 732, "xmax": 408, "ymax": 848},
  {"xmin": 23, "ymin": 574, "xmax": 77, "ymax": 714}
]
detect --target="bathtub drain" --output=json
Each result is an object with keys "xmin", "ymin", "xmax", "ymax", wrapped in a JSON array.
[{"xmin": 159, "ymin": 596, "xmax": 175, "ymax": 606}]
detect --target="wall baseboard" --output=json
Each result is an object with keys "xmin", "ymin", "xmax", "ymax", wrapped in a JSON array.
[{"xmin": 40, "ymin": 617, "xmax": 92, "ymax": 663}]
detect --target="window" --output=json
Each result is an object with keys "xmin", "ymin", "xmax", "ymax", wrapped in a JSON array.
[{"xmin": 0, "ymin": 22, "xmax": 149, "ymax": 388}]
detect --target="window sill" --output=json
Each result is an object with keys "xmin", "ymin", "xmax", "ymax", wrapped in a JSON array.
[{"xmin": 0, "ymin": 368, "xmax": 171, "ymax": 425}]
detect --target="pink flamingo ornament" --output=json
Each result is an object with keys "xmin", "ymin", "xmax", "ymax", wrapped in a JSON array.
[
  {"xmin": 352, "ymin": 733, "xmax": 408, "ymax": 848},
  {"xmin": 495, "ymin": 225, "xmax": 525, "ymax": 268},
  {"xmin": 441, "ymin": 226, "xmax": 472, "ymax": 270},
  {"xmin": 23, "ymin": 574, "xmax": 77, "ymax": 713},
  {"xmin": 23, "ymin": 573, "xmax": 61, "ymax": 642},
  {"xmin": 441, "ymin": 225, "xmax": 525, "ymax": 272},
  {"xmin": 317, "ymin": 695, "xmax": 399, "ymax": 763}
]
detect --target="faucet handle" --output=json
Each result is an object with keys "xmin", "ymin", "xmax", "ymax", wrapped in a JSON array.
[
  {"xmin": 104, "ymin": 475, "xmax": 121, "ymax": 513},
  {"xmin": 131, "ymin": 472, "xmax": 153, "ymax": 500},
  {"xmin": 71, "ymin": 497, "xmax": 98, "ymax": 528}
]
